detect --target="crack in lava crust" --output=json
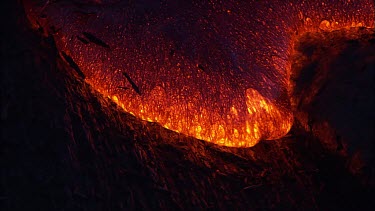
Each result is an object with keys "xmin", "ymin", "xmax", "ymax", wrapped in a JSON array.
[{"xmin": 24, "ymin": 0, "xmax": 374, "ymax": 147}]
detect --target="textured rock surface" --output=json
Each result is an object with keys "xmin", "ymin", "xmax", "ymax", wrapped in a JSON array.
[
  {"xmin": 1, "ymin": 1, "xmax": 374, "ymax": 210},
  {"xmin": 291, "ymin": 28, "xmax": 375, "ymax": 184}
]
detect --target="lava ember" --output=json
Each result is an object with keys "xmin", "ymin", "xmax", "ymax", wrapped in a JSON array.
[{"xmin": 24, "ymin": 0, "xmax": 374, "ymax": 147}]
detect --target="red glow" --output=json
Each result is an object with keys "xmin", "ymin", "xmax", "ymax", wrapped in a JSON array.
[{"xmin": 24, "ymin": 0, "xmax": 374, "ymax": 147}]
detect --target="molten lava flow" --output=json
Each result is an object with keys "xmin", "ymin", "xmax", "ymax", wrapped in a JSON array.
[{"xmin": 23, "ymin": 0, "xmax": 374, "ymax": 147}]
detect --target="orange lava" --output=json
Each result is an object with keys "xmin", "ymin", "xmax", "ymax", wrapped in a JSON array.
[{"xmin": 24, "ymin": 0, "xmax": 374, "ymax": 147}]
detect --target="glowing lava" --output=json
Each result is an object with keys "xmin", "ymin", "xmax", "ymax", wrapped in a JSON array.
[{"xmin": 24, "ymin": 0, "xmax": 374, "ymax": 147}]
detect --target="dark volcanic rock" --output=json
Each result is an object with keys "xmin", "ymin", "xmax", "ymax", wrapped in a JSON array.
[
  {"xmin": 1, "ymin": 1, "xmax": 374, "ymax": 210},
  {"xmin": 291, "ymin": 28, "xmax": 375, "ymax": 185}
]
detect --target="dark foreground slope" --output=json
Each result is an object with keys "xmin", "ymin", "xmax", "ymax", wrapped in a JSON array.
[{"xmin": 1, "ymin": 1, "xmax": 374, "ymax": 210}]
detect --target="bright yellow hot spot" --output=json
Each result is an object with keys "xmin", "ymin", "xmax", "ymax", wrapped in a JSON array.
[{"xmin": 89, "ymin": 78, "xmax": 293, "ymax": 147}]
